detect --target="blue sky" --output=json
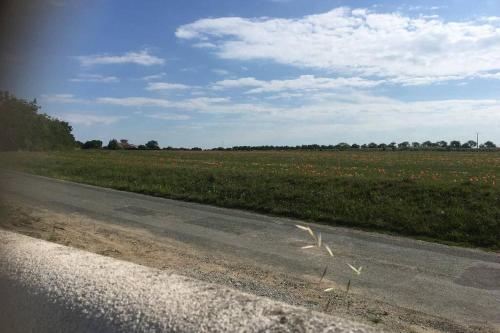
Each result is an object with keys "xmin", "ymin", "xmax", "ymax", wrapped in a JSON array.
[{"xmin": 4, "ymin": 0, "xmax": 500, "ymax": 147}]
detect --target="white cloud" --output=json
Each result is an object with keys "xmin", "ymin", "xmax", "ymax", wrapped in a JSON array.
[
  {"xmin": 140, "ymin": 73, "xmax": 166, "ymax": 81},
  {"xmin": 407, "ymin": 5, "xmax": 446, "ymax": 12},
  {"xmin": 478, "ymin": 72, "xmax": 500, "ymax": 79},
  {"xmin": 213, "ymin": 77, "xmax": 263, "ymax": 89},
  {"xmin": 41, "ymin": 87, "xmax": 500, "ymax": 132},
  {"xmin": 151, "ymin": 93, "xmax": 500, "ymax": 146},
  {"xmin": 96, "ymin": 97, "xmax": 173, "ymax": 108},
  {"xmin": 93, "ymin": 94, "xmax": 500, "ymax": 133},
  {"xmin": 265, "ymin": 92, "xmax": 304, "ymax": 100},
  {"xmin": 45, "ymin": 91, "xmax": 500, "ymax": 122},
  {"xmin": 41, "ymin": 91, "xmax": 500, "ymax": 142},
  {"xmin": 69, "ymin": 74, "xmax": 119, "ymax": 83},
  {"xmin": 77, "ymin": 50, "xmax": 164, "ymax": 66},
  {"xmin": 57, "ymin": 113, "xmax": 126, "ymax": 125},
  {"xmin": 94, "ymin": 96, "xmax": 230, "ymax": 111},
  {"xmin": 147, "ymin": 113, "xmax": 191, "ymax": 120},
  {"xmin": 146, "ymin": 82, "xmax": 191, "ymax": 91},
  {"xmin": 193, "ymin": 42, "xmax": 217, "ymax": 49},
  {"xmin": 176, "ymin": 7, "xmax": 500, "ymax": 84},
  {"xmin": 41, "ymin": 94, "xmax": 84, "ymax": 104},
  {"xmin": 213, "ymin": 75, "xmax": 384, "ymax": 93}
]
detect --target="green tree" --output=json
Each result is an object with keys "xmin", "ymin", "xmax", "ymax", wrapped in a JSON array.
[
  {"xmin": 461, "ymin": 141, "xmax": 474, "ymax": 149},
  {"xmin": 0, "ymin": 91, "xmax": 76, "ymax": 151},
  {"xmin": 421, "ymin": 140, "xmax": 433, "ymax": 148},
  {"xmin": 466, "ymin": 140, "xmax": 477, "ymax": 148},
  {"xmin": 484, "ymin": 141, "xmax": 496, "ymax": 148},
  {"xmin": 450, "ymin": 140, "xmax": 461, "ymax": 149},
  {"xmin": 82, "ymin": 140, "xmax": 103, "ymax": 149},
  {"xmin": 145, "ymin": 140, "xmax": 160, "ymax": 150},
  {"xmin": 107, "ymin": 139, "xmax": 122, "ymax": 150},
  {"xmin": 335, "ymin": 142, "xmax": 350, "ymax": 150},
  {"xmin": 398, "ymin": 141, "xmax": 410, "ymax": 149},
  {"xmin": 436, "ymin": 140, "xmax": 448, "ymax": 148}
]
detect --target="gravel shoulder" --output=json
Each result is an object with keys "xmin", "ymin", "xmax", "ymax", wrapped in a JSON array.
[{"xmin": 0, "ymin": 198, "xmax": 496, "ymax": 333}]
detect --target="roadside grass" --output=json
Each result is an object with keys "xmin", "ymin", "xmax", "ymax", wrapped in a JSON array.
[
  {"xmin": 1, "ymin": 150, "xmax": 499, "ymax": 250},
  {"xmin": 294, "ymin": 224, "xmax": 358, "ymax": 311}
]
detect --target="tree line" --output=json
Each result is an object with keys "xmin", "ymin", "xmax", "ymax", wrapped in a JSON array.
[
  {"xmin": 81, "ymin": 139, "xmax": 497, "ymax": 152},
  {"xmin": 223, "ymin": 140, "xmax": 497, "ymax": 151},
  {"xmin": 79, "ymin": 139, "xmax": 162, "ymax": 150},
  {"xmin": 1, "ymin": 92, "xmax": 497, "ymax": 152},
  {"xmin": 0, "ymin": 91, "xmax": 76, "ymax": 151}
]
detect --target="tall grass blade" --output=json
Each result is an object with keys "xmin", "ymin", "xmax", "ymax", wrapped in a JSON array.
[
  {"xmin": 295, "ymin": 224, "xmax": 316, "ymax": 240},
  {"xmin": 319, "ymin": 266, "xmax": 327, "ymax": 283},
  {"xmin": 324, "ymin": 244, "xmax": 333, "ymax": 257},
  {"xmin": 347, "ymin": 263, "xmax": 362, "ymax": 275}
]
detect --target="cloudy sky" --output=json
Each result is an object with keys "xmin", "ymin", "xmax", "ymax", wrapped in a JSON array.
[{"xmin": 3, "ymin": 0, "xmax": 500, "ymax": 147}]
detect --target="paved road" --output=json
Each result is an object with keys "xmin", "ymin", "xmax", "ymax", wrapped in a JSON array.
[{"xmin": 1, "ymin": 171, "xmax": 499, "ymax": 328}]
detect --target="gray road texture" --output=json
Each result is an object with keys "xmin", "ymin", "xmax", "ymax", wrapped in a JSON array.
[
  {"xmin": 0, "ymin": 230, "xmax": 380, "ymax": 333},
  {"xmin": 1, "ymin": 171, "xmax": 499, "ymax": 328}
]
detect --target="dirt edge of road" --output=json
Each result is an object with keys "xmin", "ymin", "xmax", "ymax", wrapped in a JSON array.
[{"xmin": 0, "ymin": 199, "xmax": 495, "ymax": 333}]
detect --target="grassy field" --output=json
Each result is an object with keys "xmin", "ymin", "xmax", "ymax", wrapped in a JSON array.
[{"xmin": 1, "ymin": 150, "xmax": 499, "ymax": 250}]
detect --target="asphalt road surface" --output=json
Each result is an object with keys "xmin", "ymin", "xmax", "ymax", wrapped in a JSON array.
[{"xmin": 1, "ymin": 171, "xmax": 499, "ymax": 329}]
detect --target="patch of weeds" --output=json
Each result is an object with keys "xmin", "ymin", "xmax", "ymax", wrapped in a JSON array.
[{"xmin": 295, "ymin": 224, "xmax": 364, "ymax": 311}]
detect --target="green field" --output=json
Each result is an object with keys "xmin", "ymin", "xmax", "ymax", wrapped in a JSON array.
[{"xmin": 1, "ymin": 150, "xmax": 499, "ymax": 250}]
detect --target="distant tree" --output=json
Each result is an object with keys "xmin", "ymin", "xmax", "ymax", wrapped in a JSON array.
[
  {"xmin": 368, "ymin": 142, "xmax": 378, "ymax": 149},
  {"xmin": 388, "ymin": 142, "xmax": 397, "ymax": 150},
  {"xmin": 361, "ymin": 144, "xmax": 368, "ymax": 149},
  {"xmin": 421, "ymin": 140, "xmax": 433, "ymax": 148},
  {"xmin": 82, "ymin": 140, "xmax": 103, "ymax": 149},
  {"xmin": 484, "ymin": 141, "xmax": 497, "ymax": 148},
  {"xmin": 466, "ymin": 140, "xmax": 477, "ymax": 148},
  {"xmin": 138, "ymin": 144, "xmax": 147, "ymax": 150},
  {"xmin": 351, "ymin": 143, "xmax": 360, "ymax": 149},
  {"xmin": 191, "ymin": 147, "xmax": 202, "ymax": 151},
  {"xmin": 378, "ymin": 143, "xmax": 387, "ymax": 150},
  {"xmin": 398, "ymin": 141, "xmax": 410, "ymax": 150},
  {"xmin": 411, "ymin": 142, "xmax": 420, "ymax": 149},
  {"xmin": 107, "ymin": 139, "xmax": 121, "ymax": 150},
  {"xmin": 145, "ymin": 140, "xmax": 160, "ymax": 150},
  {"xmin": 450, "ymin": 140, "xmax": 461, "ymax": 149},
  {"xmin": 335, "ymin": 142, "xmax": 350, "ymax": 150},
  {"xmin": 461, "ymin": 142, "xmax": 472, "ymax": 149},
  {"xmin": 436, "ymin": 140, "xmax": 448, "ymax": 148}
]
